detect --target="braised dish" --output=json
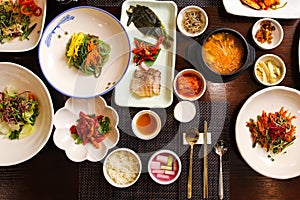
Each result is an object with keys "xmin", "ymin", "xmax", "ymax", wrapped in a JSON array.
[{"xmin": 188, "ymin": 28, "xmax": 255, "ymax": 82}]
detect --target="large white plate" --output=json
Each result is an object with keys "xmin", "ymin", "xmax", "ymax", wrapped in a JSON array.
[
  {"xmin": 0, "ymin": 62, "xmax": 53, "ymax": 166},
  {"xmin": 236, "ymin": 86, "xmax": 300, "ymax": 179},
  {"xmin": 0, "ymin": 0, "xmax": 46, "ymax": 52},
  {"xmin": 114, "ymin": 0, "xmax": 177, "ymax": 108},
  {"xmin": 39, "ymin": 6, "xmax": 131, "ymax": 98},
  {"xmin": 223, "ymin": 0, "xmax": 300, "ymax": 19}
]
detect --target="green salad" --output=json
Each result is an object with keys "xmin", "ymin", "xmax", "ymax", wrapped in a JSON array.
[
  {"xmin": 66, "ymin": 32, "xmax": 111, "ymax": 78},
  {"xmin": 0, "ymin": 86, "xmax": 39, "ymax": 139}
]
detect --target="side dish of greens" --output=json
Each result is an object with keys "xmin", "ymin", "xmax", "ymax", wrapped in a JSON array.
[
  {"xmin": 66, "ymin": 32, "xmax": 111, "ymax": 78},
  {"xmin": 0, "ymin": 86, "xmax": 39, "ymax": 139},
  {"xmin": 0, "ymin": 0, "xmax": 42, "ymax": 44}
]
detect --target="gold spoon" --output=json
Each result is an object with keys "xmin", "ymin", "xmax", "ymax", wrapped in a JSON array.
[{"xmin": 185, "ymin": 128, "xmax": 200, "ymax": 199}]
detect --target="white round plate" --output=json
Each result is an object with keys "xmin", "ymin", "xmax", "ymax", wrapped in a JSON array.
[
  {"xmin": 235, "ymin": 86, "xmax": 300, "ymax": 179},
  {"xmin": 0, "ymin": 62, "xmax": 54, "ymax": 166},
  {"xmin": 53, "ymin": 96, "xmax": 119, "ymax": 162},
  {"xmin": 39, "ymin": 6, "xmax": 131, "ymax": 98}
]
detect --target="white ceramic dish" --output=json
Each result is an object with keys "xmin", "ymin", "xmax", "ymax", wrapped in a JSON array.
[
  {"xmin": 173, "ymin": 101, "xmax": 196, "ymax": 123},
  {"xmin": 114, "ymin": 0, "xmax": 177, "ymax": 108},
  {"xmin": 132, "ymin": 110, "xmax": 161, "ymax": 140},
  {"xmin": 173, "ymin": 69, "xmax": 206, "ymax": 101},
  {"xmin": 0, "ymin": 0, "xmax": 46, "ymax": 52},
  {"xmin": 39, "ymin": 6, "xmax": 131, "ymax": 98},
  {"xmin": 103, "ymin": 148, "xmax": 141, "ymax": 188},
  {"xmin": 235, "ymin": 86, "xmax": 300, "ymax": 179},
  {"xmin": 177, "ymin": 5, "xmax": 208, "ymax": 37},
  {"xmin": 254, "ymin": 54, "xmax": 286, "ymax": 86},
  {"xmin": 223, "ymin": 0, "xmax": 299, "ymax": 19},
  {"xmin": 0, "ymin": 62, "xmax": 53, "ymax": 166},
  {"xmin": 148, "ymin": 149, "xmax": 181, "ymax": 185},
  {"xmin": 298, "ymin": 36, "xmax": 300, "ymax": 73},
  {"xmin": 53, "ymin": 97, "xmax": 119, "ymax": 162},
  {"xmin": 252, "ymin": 18, "xmax": 283, "ymax": 50}
]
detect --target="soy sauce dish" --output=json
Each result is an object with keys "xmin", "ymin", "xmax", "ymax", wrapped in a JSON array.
[
  {"xmin": 148, "ymin": 150, "xmax": 181, "ymax": 185},
  {"xmin": 132, "ymin": 110, "xmax": 161, "ymax": 140},
  {"xmin": 189, "ymin": 28, "xmax": 256, "ymax": 82}
]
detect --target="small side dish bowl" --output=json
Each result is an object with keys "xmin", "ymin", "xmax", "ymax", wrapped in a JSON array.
[
  {"xmin": 254, "ymin": 54, "xmax": 286, "ymax": 86},
  {"xmin": 177, "ymin": 5, "xmax": 208, "ymax": 37},
  {"xmin": 0, "ymin": 62, "xmax": 54, "ymax": 166},
  {"xmin": 148, "ymin": 149, "xmax": 182, "ymax": 185},
  {"xmin": 173, "ymin": 69, "xmax": 206, "ymax": 101},
  {"xmin": 252, "ymin": 18, "xmax": 284, "ymax": 50},
  {"xmin": 132, "ymin": 110, "xmax": 161, "ymax": 140},
  {"xmin": 103, "ymin": 148, "xmax": 142, "ymax": 188},
  {"xmin": 173, "ymin": 101, "xmax": 196, "ymax": 123},
  {"xmin": 53, "ymin": 96, "xmax": 119, "ymax": 162}
]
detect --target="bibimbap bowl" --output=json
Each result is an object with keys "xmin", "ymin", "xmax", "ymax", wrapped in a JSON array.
[{"xmin": 188, "ymin": 28, "xmax": 255, "ymax": 82}]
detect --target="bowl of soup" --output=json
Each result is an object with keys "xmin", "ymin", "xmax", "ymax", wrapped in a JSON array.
[{"xmin": 188, "ymin": 28, "xmax": 256, "ymax": 82}]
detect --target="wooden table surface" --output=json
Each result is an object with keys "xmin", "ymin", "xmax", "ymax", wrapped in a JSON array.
[{"xmin": 0, "ymin": 1, "xmax": 300, "ymax": 200}]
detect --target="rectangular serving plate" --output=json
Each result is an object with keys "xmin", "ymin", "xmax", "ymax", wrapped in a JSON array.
[{"xmin": 114, "ymin": 0, "xmax": 177, "ymax": 108}]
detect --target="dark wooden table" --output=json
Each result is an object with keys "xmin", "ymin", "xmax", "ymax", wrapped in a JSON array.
[{"xmin": 0, "ymin": 1, "xmax": 299, "ymax": 200}]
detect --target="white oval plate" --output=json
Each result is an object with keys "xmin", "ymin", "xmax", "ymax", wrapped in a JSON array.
[
  {"xmin": 0, "ymin": 62, "xmax": 53, "ymax": 166},
  {"xmin": 53, "ymin": 97, "xmax": 119, "ymax": 162},
  {"xmin": 39, "ymin": 6, "xmax": 131, "ymax": 98},
  {"xmin": 223, "ymin": 0, "xmax": 300, "ymax": 19},
  {"xmin": 236, "ymin": 86, "xmax": 300, "ymax": 179},
  {"xmin": 0, "ymin": 0, "xmax": 46, "ymax": 52}
]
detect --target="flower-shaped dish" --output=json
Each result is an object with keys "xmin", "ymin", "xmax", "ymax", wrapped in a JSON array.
[{"xmin": 53, "ymin": 96, "xmax": 119, "ymax": 162}]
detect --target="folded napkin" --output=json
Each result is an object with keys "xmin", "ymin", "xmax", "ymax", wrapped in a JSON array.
[{"xmin": 79, "ymin": 101, "xmax": 230, "ymax": 200}]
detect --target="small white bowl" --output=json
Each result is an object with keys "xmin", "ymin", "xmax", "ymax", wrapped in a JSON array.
[
  {"xmin": 177, "ymin": 5, "xmax": 208, "ymax": 37},
  {"xmin": 174, "ymin": 101, "xmax": 196, "ymax": 123},
  {"xmin": 173, "ymin": 69, "xmax": 206, "ymax": 101},
  {"xmin": 132, "ymin": 110, "xmax": 161, "ymax": 140},
  {"xmin": 252, "ymin": 18, "xmax": 284, "ymax": 50},
  {"xmin": 148, "ymin": 149, "xmax": 181, "ymax": 185},
  {"xmin": 254, "ymin": 54, "xmax": 286, "ymax": 86},
  {"xmin": 103, "ymin": 148, "xmax": 142, "ymax": 188}
]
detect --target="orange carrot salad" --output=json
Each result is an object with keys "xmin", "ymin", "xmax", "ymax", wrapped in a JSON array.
[{"xmin": 246, "ymin": 107, "xmax": 297, "ymax": 155}]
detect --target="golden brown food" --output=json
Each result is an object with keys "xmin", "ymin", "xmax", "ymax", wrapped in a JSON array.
[
  {"xmin": 203, "ymin": 32, "xmax": 245, "ymax": 74},
  {"xmin": 255, "ymin": 20, "xmax": 276, "ymax": 44},
  {"xmin": 240, "ymin": 0, "xmax": 281, "ymax": 10}
]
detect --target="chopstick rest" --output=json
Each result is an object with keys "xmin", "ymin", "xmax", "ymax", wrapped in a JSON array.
[{"xmin": 183, "ymin": 132, "xmax": 211, "ymax": 145}]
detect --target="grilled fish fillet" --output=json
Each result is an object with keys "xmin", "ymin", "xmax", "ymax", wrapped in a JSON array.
[
  {"xmin": 241, "ymin": 0, "xmax": 261, "ymax": 9},
  {"xmin": 131, "ymin": 68, "xmax": 161, "ymax": 97}
]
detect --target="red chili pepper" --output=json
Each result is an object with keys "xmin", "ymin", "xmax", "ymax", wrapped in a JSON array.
[
  {"xmin": 33, "ymin": 7, "xmax": 42, "ymax": 16},
  {"xmin": 20, "ymin": 4, "xmax": 32, "ymax": 16},
  {"xmin": 20, "ymin": 0, "xmax": 34, "ymax": 5}
]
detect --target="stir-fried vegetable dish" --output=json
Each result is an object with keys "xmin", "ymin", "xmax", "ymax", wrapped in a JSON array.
[
  {"xmin": 0, "ymin": 0, "xmax": 42, "ymax": 44},
  {"xmin": 0, "ymin": 86, "xmax": 39, "ymax": 139},
  {"xmin": 66, "ymin": 32, "xmax": 111, "ymax": 78},
  {"xmin": 246, "ymin": 107, "xmax": 296, "ymax": 156},
  {"xmin": 69, "ymin": 111, "xmax": 111, "ymax": 149}
]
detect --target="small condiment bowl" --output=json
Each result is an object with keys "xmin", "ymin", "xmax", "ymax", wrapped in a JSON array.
[
  {"xmin": 177, "ymin": 5, "xmax": 208, "ymax": 37},
  {"xmin": 132, "ymin": 110, "xmax": 161, "ymax": 140},
  {"xmin": 173, "ymin": 69, "xmax": 206, "ymax": 101},
  {"xmin": 254, "ymin": 54, "xmax": 286, "ymax": 86},
  {"xmin": 148, "ymin": 149, "xmax": 182, "ymax": 185},
  {"xmin": 103, "ymin": 148, "xmax": 142, "ymax": 188},
  {"xmin": 252, "ymin": 18, "xmax": 284, "ymax": 50},
  {"xmin": 173, "ymin": 101, "xmax": 196, "ymax": 123}
]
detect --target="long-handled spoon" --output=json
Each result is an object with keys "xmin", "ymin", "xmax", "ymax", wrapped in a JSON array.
[
  {"xmin": 214, "ymin": 140, "xmax": 228, "ymax": 200},
  {"xmin": 185, "ymin": 128, "xmax": 200, "ymax": 199}
]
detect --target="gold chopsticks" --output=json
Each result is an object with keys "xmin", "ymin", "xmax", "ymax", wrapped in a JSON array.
[{"xmin": 203, "ymin": 120, "xmax": 208, "ymax": 199}]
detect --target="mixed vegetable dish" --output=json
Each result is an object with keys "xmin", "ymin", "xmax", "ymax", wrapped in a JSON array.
[
  {"xmin": 0, "ymin": 86, "xmax": 39, "ymax": 140},
  {"xmin": 246, "ymin": 107, "xmax": 297, "ymax": 158},
  {"xmin": 0, "ymin": 0, "xmax": 42, "ymax": 44}
]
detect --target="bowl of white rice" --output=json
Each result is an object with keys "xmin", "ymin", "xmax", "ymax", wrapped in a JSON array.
[{"xmin": 103, "ymin": 148, "xmax": 142, "ymax": 188}]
